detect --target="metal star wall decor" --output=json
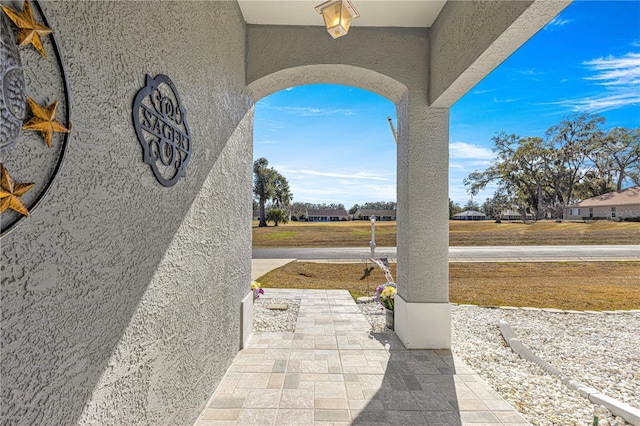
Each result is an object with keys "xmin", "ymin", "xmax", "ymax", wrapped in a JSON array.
[
  {"xmin": 22, "ymin": 97, "xmax": 69, "ymax": 148},
  {"xmin": 0, "ymin": 0, "xmax": 72, "ymax": 238},
  {"xmin": 0, "ymin": 164, "xmax": 35, "ymax": 217},
  {"xmin": 1, "ymin": 0, "xmax": 52, "ymax": 59}
]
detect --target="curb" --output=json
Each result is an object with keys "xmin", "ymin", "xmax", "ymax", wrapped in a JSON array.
[{"xmin": 500, "ymin": 321, "xmax": 640, "ymax": 426}]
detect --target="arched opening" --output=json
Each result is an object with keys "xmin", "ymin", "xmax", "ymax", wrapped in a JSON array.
[
  {"xmin": 245, "ymin": 58, "xmax": 452, "ymax": 350},
  {"xmin": 252, "ymin": 83, "xmax": 397, "ymax": 223},
  {"xmin": 247, "ymin": 64, "xmax": 408, "ymax": 105}
]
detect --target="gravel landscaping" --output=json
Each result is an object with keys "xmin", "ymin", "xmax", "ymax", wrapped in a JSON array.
[
  {"xmin": 253, "ymin": 298, "xmax": 300, "ymax": 332},
  {"xmin": 450, "ymin": 305, "xmax": 638, "ymax": 426},
  {"xmin": 254, "ymin": 298, "xmax": 639, "ymax": 425}
]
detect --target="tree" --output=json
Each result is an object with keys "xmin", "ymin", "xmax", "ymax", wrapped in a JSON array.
[
  {"xmin": 463, "ymin": 199, "xmax": 480, "ymax": 212},
  {"xmin": 588, "ymin": 127, "xmax": 640, "ymax": 191},
  {"xmin": 482, "ymin": 193, "xmax": 510, "ymax": 220},
  {"xmin": 290, "ymin": 202, "xmax": 308, "ymax": 220},
  {"xmin": 545, "ymin": 113, "xmax": 605, "ymax": 211},
  {"xmin": 463, "ymin": 114, "xmax": 635, "ymax": 219},
  {"xmin": 266, "ymin": 208, "xmax": 288, "ymax": 226},
  {"xmin": 253, "ymin": 158, "xmax": 273, "ymax": 227},
  {"xmin": 304, "ymin": 203, "xmax": 345, "ymax": 210},
  {"xmin": 253, "ymin": 158, "xmax": 293, "ymax": 227},
  {"xmin": 361, "ymin": 201, "xmax": 397, "ymax": 210},
  {"xmin": 271, "ymin": 172, "xmax": 293, "ymax": 219},
  {"xmin": 348, "ymin": 204, "xmax": 360, "ymax": 215},
  {"xmin": 449, "ymin": 199, "xmax": 461, "ymax": 219},
  {"xmin": 465, "ymin": 133, "xmax": 565, "ymax": 219}
]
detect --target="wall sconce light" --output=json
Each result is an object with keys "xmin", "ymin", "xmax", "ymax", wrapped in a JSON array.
[{"xmin": 315, "ymin": 0, "xmax": 359, "ymax": 39}]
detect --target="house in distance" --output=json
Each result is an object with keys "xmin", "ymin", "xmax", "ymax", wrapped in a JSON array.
[
  {"xmin": 563, "ymin": 186, "xmax": 640, "ymax": 221},
  {"xmin": 452, "ymin": 210, "xmax": 487, "ymax": 221},
  {"xmin": 353, "ymin": 208, "xmax": 397, "ymax": 221}
]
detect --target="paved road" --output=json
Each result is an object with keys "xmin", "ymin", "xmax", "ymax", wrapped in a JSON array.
[{"xmin": 253, "ymin": 245, "xmax": 640, "ymax": 262}]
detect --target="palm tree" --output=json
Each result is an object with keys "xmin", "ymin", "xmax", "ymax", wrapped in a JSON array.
[
  {"xmin": 272, "ymin": 172, "xmax": 293, "ymax": 219},
  {"xmin": 253, "ymin": 158, "xmax": 294, "ymax": 227},
  {"xmin": 253, "ymin": 158, "xmax": 274, "ymax": 227}
]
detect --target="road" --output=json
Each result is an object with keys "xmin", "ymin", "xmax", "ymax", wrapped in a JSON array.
[{"xmin": 252, "ymin": 245, "xmax": 640, "ymax": 262}]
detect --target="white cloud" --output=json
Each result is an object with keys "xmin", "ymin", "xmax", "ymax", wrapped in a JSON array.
[
  {"xmin": 450, "ymin": 163, "xmax": 467, "ymax": 171},
  {"xmin": 448, "ymin": 142, "xmax": 496, "ymax": 204},
  {"xmin": 493, "ymin": 97, "xmax": 519, "ymax": 103},
  {"xmin": 270, "ymin": 106, "xmax": 355, "ymax": 117},
  {"xmin": 290, "ymin": 182, "xmax": 396, "ymax": 207},
  {"xmin": 519, "ymin": 69, "xmax": 538, "ymax": 76},
  {"xmin": 544, "ymin": 16, "xmax": 573, "ymax": 30},
  {"xmin": 277, "ymin": 167, "xmax": 391, "ymax": 182},
  {"xmin": 584, "ymin": 52, "xmax": 640, "ymax": 87},
  {"xmin": 558, "ymin": 52, "xmax": 640, "ymax": 113},
  {"xmin": 449, "ymin": 142, "xmax": 494, "ymax": 161},
  {"xmin": 448, "ymin": 181, "xmax": 498, "ymax": 206},
  {"xmin": 555, "ymin": 92, "xmax": 640, "ymax": 114},
  {"xmin": 472, "ymin": 89, "xmax": 494, "ymax": 95}
]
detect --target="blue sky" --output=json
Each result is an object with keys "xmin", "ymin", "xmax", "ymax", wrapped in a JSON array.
[{"xmin": 254, "ymin": 1, "xmax": 640, "ymax": 208}]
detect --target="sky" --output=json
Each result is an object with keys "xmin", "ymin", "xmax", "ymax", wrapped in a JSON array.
[{"xmin": 253, "ymin": 1, "xmax": 640, "ymax": 208}]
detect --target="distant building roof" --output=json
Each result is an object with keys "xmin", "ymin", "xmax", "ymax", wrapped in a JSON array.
[
  {"xmin": 453, "ymin": 210, "xmax": 486, "ymax": 218},
  {"xmin": 356, "ymin": 209, "xmax": 396, "ymax": 217},
  {"xmin": 307, "ymin": 209, "xmax": 349, "ymax": 217},
  {"xmin": 569, "ymin": 186, "xmax": 640, "ymax": 208}
]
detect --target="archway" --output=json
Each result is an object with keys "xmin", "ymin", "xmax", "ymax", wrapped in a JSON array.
[{"xmin": 246, "ymin": 26, "xmax": 452, "ymax": 349}]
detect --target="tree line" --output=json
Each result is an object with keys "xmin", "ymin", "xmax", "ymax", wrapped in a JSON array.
[
  {"xmin": 253, "ymin": 158, "xmax": 397, "ymax": 226},
  {"xmin": 464, "ymin": 113, "xmax": 639, "ymax": 220}
]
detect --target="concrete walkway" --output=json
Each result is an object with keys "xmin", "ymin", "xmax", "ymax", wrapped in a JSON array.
[
  {"xmin": 251, "ymin": 259, "xmax": 296, "ymax": 280},
  {"xmin": 194, "ymin": 289, "xmax": 529, "ymax": 425}
]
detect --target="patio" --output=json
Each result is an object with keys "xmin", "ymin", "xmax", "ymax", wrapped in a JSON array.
[{"xmin": 195, "ymin": 289, "xmax": 528, "ymax": 425}]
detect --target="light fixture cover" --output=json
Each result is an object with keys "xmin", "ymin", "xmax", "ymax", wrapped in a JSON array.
[{"xmin": 315, "ymin": 0, "xmax": 359, "ymax": 39}]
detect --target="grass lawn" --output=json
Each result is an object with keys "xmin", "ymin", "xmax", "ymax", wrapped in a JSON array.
[
  {"xmin": 256, "ymin": 261, "xmax": 640, "ymax": 311},
  {"xmin": 252, "ymin": 220, "xmax": 640, "ymax": 247}
]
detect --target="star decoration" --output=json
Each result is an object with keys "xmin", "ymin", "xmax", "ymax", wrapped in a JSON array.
[
  {"xmin": 22, "ymin": 97, "xmax": 70, "ymax": 148},
  {"xmin": 0, "ymin": 164, "xmax": 35, "ymax": 217},
  {"xmin": 2, "ymin": 0, "xmax": 53, "ymax": 59}
]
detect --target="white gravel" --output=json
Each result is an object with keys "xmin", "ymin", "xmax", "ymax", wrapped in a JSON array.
[
  {"xmin": 253, "ymin": 298, "xmax": 300, "ymax": 332},
  {"xmin": 253, "ymin": 299, "xmax": 640, "ymax": 425},
  {"xmin": 450, "ymin": 305, "xmax": 639, "ymax": 426}
]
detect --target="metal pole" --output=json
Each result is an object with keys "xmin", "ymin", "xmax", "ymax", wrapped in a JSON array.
[
  {"xmin": 387, "ymin": 116, "xmax": 397, "ymax": 144},
  {"xmin": 370, "ymin": 215, "xmax": 376, "ymax": 258}
]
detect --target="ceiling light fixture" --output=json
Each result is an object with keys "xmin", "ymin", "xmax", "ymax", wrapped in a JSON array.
[{"xmin": 315, "ymin": 0, "xmax": 359, "ymax": 39}]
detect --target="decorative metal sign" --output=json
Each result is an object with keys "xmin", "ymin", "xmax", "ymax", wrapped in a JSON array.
[{"xmin": 132, "ymin": 74, "xmax": 191, "ymax": 187}]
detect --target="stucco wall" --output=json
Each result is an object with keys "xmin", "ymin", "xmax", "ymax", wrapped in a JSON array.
[
  {"xmin": 0, "ymin": 1, "xmax": 252, "ymax": 425},
  {"xmin": 428, "ymin": 0, "xmax": 570, "ymax": 107},
  {"xmin": 564, "ymin": 204, "xmax": 640, "ymax": 220},
  {"xmin": 246, "ymin": 25, "xmax": 424, "ymax": 102}
]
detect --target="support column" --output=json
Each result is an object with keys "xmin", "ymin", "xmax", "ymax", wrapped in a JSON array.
[{"xmin": 395, "ymin": 94, "xmax": 450, "ymax": 349}]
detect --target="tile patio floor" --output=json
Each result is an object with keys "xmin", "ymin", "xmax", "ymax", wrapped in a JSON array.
[{"xmin": 195, "ymin": 289, "xmax": 529, "ymax": 425}]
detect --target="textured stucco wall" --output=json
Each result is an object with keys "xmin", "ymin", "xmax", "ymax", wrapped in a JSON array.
[
  {"xmin": 396, "ymin": 102, "xmax": 450, "ymax": 304},
  {"xmin": 429, "ymin": 0, "xmax": 571, "ymax": 107},
  {"xmin": 0, "ymin": 1, "xmax": 252, "ymax": 425},
  {"xmin": 246, "ymin": 25, "xmax": 425, "ymax": 102}
]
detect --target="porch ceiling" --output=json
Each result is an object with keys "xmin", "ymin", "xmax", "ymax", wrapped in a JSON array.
[{"xmin": 238, "ymin": 0, "xmax": 447, "ymax": 28}]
